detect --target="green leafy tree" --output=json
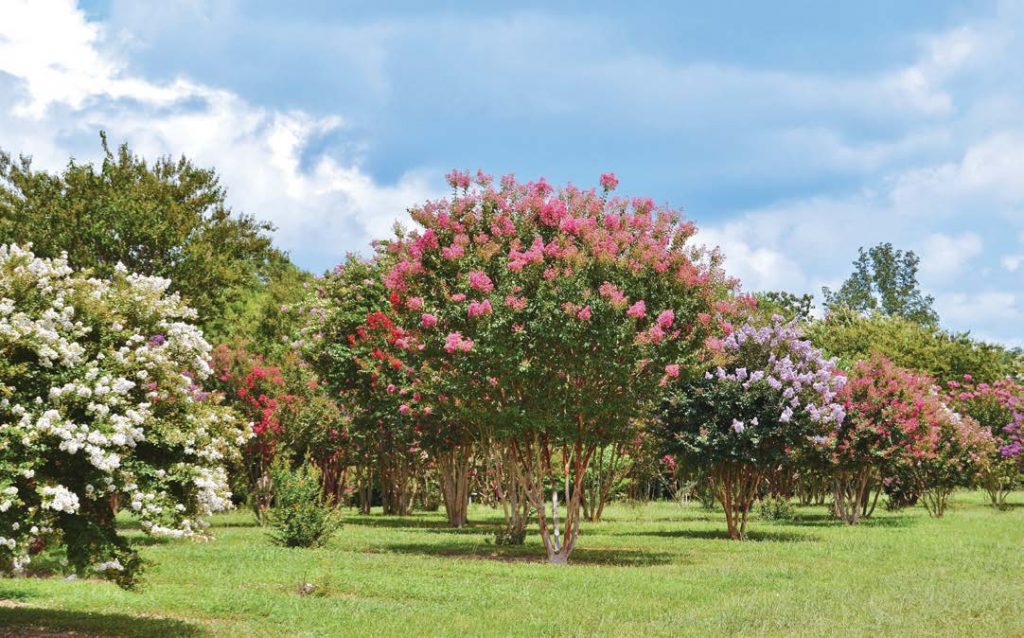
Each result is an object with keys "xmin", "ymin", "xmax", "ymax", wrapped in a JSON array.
[
  {"xmin": 753, "ymin": 291, "xmax": 814, "ymax": 323},
  {"xmin": 808, "ymin": 308, "xmax": 1012, "ymax": 384},
  {"xmin": 0, "ymin": 134, "xmax": 282, "ymax": 334},
  {"xmin": 822, "ymin": 243, "xmax": 938, "ymax": 325}
]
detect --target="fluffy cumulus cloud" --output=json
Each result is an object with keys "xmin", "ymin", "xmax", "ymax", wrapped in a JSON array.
[
  {"xmin": 0, "ymin": 0, "xmax": 1021, "ymax": 344},
  {"xmin": 0, "ymin": 0, "xmax": 439, "ymax": 270},
  {"xmin": 694, "ymin": 4, "xmax": 1024, "ymax": 344}
]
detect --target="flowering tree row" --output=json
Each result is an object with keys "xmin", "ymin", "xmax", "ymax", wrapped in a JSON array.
[
  {"xmin": 661, "ymin": 314, "xmax": 1014, "ymax": 536},
  {"xmin": 299, "ymin": 172, "xmax": 1023, "ymax": 552}
]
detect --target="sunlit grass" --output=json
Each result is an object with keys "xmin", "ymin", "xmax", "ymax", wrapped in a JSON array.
[{"xmin": 2, "ymin": 490, "xmax": 1021, "ymax": 637}]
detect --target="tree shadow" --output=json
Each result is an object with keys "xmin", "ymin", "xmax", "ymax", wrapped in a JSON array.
[
  {"xmin": 368, "ymin": 543, "xmax": 674, "ymax": 566},
  {"xmin": 781, "ymin": 513, "xmax": 841, "ymax": 527},
  {"xmin": 620, "ymin": 528, "xmax": 818, "ymax": 543},
  {"xmin": 0, "ymin": 607, "xmax": 206, "ymax": 638},
  {"xmin": 858, "ymin": 515, "xmax": 917, "ymax": 528},
  {"xmin": 340, "ymin": 515, "xmax": 487, "ymax": 532}
]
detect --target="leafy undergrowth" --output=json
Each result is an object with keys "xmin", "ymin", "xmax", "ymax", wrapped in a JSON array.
[{"xmin": 1, "ymin": 491, "xmax": 1022, "ymax": 637}]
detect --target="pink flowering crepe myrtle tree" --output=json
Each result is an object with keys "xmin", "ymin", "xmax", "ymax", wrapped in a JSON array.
[
  {"xmin": 833, "ymin": 356, "xmax": 995, "ymax": 520},
  {"xmin": 829, "ymin": 355, "xmax": 945, "ymax": 524},
  {"xmin": 942, "ymin": 376, "xmax": 1023, "ymax": 508},
  {"xmin": 381, "ymin": 170, "xmax": 734, "ymax": 563}
]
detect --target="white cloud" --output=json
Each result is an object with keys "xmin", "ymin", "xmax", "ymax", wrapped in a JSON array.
[
  {"xmin": 919, "ymin": 232, "xmax": 983, "ymax": 280},
  {"xmin": 938, "ymin": 290, "xmax": 1022, "ymax": 328},
  {"xmin": 0, "ymin": 0, "xmax": 438, "ymax": 269},
  {"xmin": 1002, "ymin": 255, "xmax": 1023, "ymax": 273},
  {"xmin": 696, "ymin": 226, "xmax": 807, "ymax": 292}
]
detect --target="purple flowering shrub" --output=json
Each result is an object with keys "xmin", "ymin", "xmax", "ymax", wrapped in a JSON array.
[{"xmin": 660, "ymin": 316, "xmax": 845, "ymax": 539}]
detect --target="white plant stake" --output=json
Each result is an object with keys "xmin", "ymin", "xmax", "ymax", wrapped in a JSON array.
[{"xmin": 551, "ymin": 490, "xmax": 561, "ymax": 553}]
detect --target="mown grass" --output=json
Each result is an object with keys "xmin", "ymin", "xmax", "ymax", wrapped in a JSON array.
[{"xmin": 1, "ymin": 491, "xmax": 1022, "ymax": 637}]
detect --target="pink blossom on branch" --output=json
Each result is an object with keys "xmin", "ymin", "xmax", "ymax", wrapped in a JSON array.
[
  {"xmin": 656, "ymin": 309, "xmax": 675, "ymax": 330},
  {"xmin": 626, "ymin": 300, "xmax": 647, "ymax": 319},
  {"xmin": 468, "ymin": 299, "xmax": 493, "ymax": 318},
  {"xmin": 468, "ymin": 271, "xmax": 494, "ymax": 293},
  {"xmin": 444, "ymin": 332, "xmax": 474, "ymax": 353}
]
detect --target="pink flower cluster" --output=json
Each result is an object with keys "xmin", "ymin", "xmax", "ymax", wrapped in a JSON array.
[
  {"xmin": 504, "ymin": 295, "xmax": 527, "ymax": 310},
  {"xmin": 468, "ymin": 299, "xmax": 493, "ymax": 318},
  {"xmin": 444, "ymin": 332, "xmax": 474, "ymax": 353},
  {"xmin": 468, "ymin": 271, "xmax": 494, "ymax": 293},
  {"xmin": 599, "ymin": 172, "xmax": 620, "ymax": 192},
  {"xmin": 599, "ymin": 281, "xmax": 627, "ymax": 306},
  {"xmin": 627, "ymin": 300, "xmax": 646, "ymax": 319}
]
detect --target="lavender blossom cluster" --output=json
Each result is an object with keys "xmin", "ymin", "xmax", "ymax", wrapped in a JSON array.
[{"xmin": 706, "ymin": 316, "xmax": 847, "ymax": 434}]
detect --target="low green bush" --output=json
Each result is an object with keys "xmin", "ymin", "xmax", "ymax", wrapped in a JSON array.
[{"xmin": 268, "ymin": 462, "xmax": 341, "ymax": 548}]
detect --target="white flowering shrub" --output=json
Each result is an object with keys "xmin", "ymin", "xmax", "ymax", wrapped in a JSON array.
[{"xmin": 0, "ymin": 245, "xmax": 250, "ymax": 587}]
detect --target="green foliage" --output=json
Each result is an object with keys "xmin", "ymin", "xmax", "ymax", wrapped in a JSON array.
[
  {"xmin": 0, "ymin": 134, "xmax": 282, "ymax": 333},
  {"xmin": 822, "ymin": 243, "xmax": 938, "ymax": 325},
  {"xmin": 268, "ymin": 461, "xmax": 341, "ymax": 549},
  {"xmin": 808, "ymin": 307, "xmax": 1012, "ymax": 383},
  {"xmin": 757, "ymin": 495, "xmax": 796, "ymax": 521},
  {"xmin": 753, "ymin": 291, "xmax": 814, "ymax": 323},
  {"xmin": 207, "ymin": 258, "xmax": 314, "ymax": 353}
]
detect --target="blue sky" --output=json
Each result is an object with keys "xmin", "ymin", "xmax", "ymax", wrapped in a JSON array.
[{"xmin": 1, "ymin": 1, "xmax": 1022, "ymax": 345}]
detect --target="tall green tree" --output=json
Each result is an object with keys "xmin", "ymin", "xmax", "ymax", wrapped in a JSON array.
[
  {"xmin": 0, "ymin": 133, "xmax": 283, "ymax": 333},
  {"xmin": 753, "ymin": 290, "xmax": 814, "ymax": 323},
  {"xmin": 822, "ymin": 243, "xmax": 938, "ymax": 325}
]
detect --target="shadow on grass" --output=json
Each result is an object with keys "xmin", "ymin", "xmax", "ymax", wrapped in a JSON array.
[
  {"xmin": 369, "ymin": 543, "xmax": 674, "ymax": 566},
  {"xmin": 341, "ymin": 515, "xmax": 507, "ymax": 533},
  {"xmin": 0, "ymin": 607, "xmax": 205, "ymax": 638},
  {"xmin": 858, "ymin": 515, "xmax": 917, "ymax": 528},
  {"xmin": 118, "ymin": 518, "xmax": 259, "ymax": 531},
  {"xmin": 619, "ymin": 528, "xmax": 818, "ymax": 543}
]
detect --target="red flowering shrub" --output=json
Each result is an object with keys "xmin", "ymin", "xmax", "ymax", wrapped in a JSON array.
[
  {"xmin": 210, "ymin": 344, "xmax": 345, "ymax": 518},
  {"xmin": 305, "ymin": 257, "xmax": 455, "ymax": 519},
  {"xmin": 831, "ymin": 355, "xmax": 944, "ymax": 523}
]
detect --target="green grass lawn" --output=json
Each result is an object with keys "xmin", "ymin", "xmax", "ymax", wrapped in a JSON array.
[{"xmin": 2, "ymin": 491, "xmax": 1022, "ymax": 637}]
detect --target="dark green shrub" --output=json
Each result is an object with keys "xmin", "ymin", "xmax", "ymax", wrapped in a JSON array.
[
  {"xmin": 268, "ymin": 462, "xmax": 341, "ymax": 548},
  {"xmin": 758, "ymin": 495, "xmax": 796, "ymax": 521}
]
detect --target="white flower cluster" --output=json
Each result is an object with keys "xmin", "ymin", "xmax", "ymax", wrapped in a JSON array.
[
  {"xmin": 0, "ymin": 245, "xmax": 249, "ymax": 574},
  {"xmin": 39, "ymin": 485, "xmax": 80, "ymax": 513}
]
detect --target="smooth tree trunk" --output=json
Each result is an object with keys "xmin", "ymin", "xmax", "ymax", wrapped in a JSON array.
[
  {"xmin": 355, "ymin": 463, "xmax": 374, "ymax": 515},
  {"xmin": 490, "ymin": 442, "xmax": 530, "ymax": 545},
  {"xmin": 582, "ymin": 442, "xmax": 626, "ymax": 523},
  {"xmin": 510, "ymin": 431, "xmax": 596, "ymax": 563},
  {"xmin": 921, "ymin": 486, "xmax": 952, "ymax": 518},
  {"xmin": 438, "ymin": 445, "xmax": 473, "ymax": 528},
  {"xmin": 981, "ymin": 468, "xmax": 1012, "ymax": 509},
  {"xmin": 712, "ymin": 462, "xmax": 764, "ymax": 540},
  {"xmin": 380, "ymin": 455, "xmax": 417, "ymax": 516},
  {"xmin": 316, "ymin": 452, "xmax": 350, "ymax": 505},
  {"xmin": 833, "ymin": 466, "xmax": 875, "ymax": 525}
]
